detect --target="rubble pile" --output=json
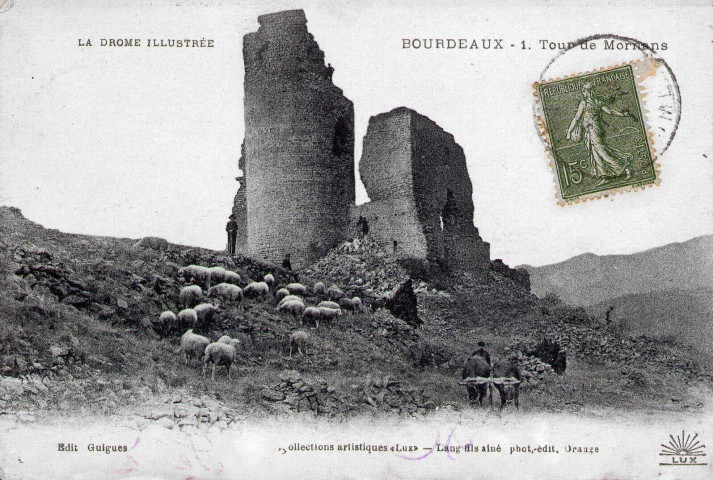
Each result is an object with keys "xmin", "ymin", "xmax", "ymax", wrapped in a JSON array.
[
  {"xmin": 512, "ymin": 353, "xmax": 558, "ymax": 389},
  {"xmin": 260, "ymin": 370, "xmax": 342, "ymax": 415},
  {"xmin": 142, "ymin": 394, "xmax": 241, "ymax": 431},
  {"xmin": 305, "ymin": 237, "xmax": 407, "ymax": 296},
  {"xmin": 12, "ymin": 247, "xmax": 96, "ymax": 308},
  {"xmin": 540, "ymin": 324, "xmax": 704, "ymax": 376},
  {"xmin": 0, "ymin": 369, "xmax": 157, "ymax": 415},
  {"xmin": 361, "ymin": 377, "xmax": 435, "ymax": 415},
  {"xmin": 370, "ymin": 309, "xmax": 419, "ymax": 351}
]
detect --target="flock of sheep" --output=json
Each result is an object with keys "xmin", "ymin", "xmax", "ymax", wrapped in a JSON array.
[{"xmin": 153, "ymin": 264, "xmax": 364, "ymax": 380}]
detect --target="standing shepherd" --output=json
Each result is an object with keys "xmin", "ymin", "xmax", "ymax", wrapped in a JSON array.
[
  {"xmin": 357, "ymin": 215, "xmax": 369, "ymax": 238},
  {"xmin": 226, "ymin": 214, "xmax": 238, "ymax": 255},
  {"xmin": 282, "ymin": 252, "xmax": 292, "ymax": 271}
]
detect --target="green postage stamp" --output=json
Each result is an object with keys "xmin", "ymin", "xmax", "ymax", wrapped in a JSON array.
[{"xmin": 534, "ymin": 62, "xmax": 659, "ymax": 204}]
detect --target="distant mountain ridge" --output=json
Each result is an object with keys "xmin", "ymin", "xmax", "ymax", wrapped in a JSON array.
[{"xmin": 521, "ymin": 235, "xmax": 713, "ymax": 307}]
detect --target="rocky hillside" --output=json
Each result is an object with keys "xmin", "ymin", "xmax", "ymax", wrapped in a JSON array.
[
  {"xmin": 587, "ymin": 288, "xmax": 713, "ymax": 356},
  {"xmin": 0, "ymin": 206, "xmax": 711, "ymax": 430}
]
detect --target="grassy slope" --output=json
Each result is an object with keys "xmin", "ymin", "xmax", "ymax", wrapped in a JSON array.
[{"xmin": 0, "ymin": 206, "xmax": 710, "ymax": 420}]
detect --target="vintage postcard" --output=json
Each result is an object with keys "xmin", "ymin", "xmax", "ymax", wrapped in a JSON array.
[{"xmin": 0, "ymin": 1, "xmax": 711, "ymax": 479}]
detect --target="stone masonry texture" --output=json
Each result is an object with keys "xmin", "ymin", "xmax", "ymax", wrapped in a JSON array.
[
  {"xmin": 353, "ymin": 107, "xmax": 490, "ymax": 271},
  {"xmin": 233, "ymin": 10, "xmax": 489, "ymax": 273},
  {"xmin": 240, "ymin": 9, "xmax": 355, "ymax": 268},
  {"xmin": 231, "ymin": 142, "xmax": 248, "ymax": 253}
]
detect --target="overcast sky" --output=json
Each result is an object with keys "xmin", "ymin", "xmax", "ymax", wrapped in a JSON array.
[{"xmin": 0, "ymin": 0, "xmax": 711, "ymax": 266}]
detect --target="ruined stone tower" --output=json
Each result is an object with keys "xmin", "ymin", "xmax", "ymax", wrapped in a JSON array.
[
  {"xmin": 232, "ymin": 10, "xmax": 491, "ymax": 274},
  {"xmin": 237, "ymin": 9, "xmax": 355, "ymax": 267},
  {"xmin": 351, "ymin": 107, "xmax": 490, "ymax": 271}
]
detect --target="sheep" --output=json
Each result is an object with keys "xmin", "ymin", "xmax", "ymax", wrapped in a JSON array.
[
  {"xmin": 194, "ymin": 303, "xmax": 220, "ymax": 328},
  {"xmin": 263, "ymin": 273, "xmax": 275, "ymax": 289},
  {"xmin": 229, "ymin": 338, "xmax": 241, "ymax": 350},
  {"xmin": 313, "ymin": 281, "xmax": 326, "ymax": 297},
  {"xmin": 327, "ymin": 285, "xmax": 345, "ymax": 301},
  {"xmin": 285, "ymin": 283, "xmax": 307, "ymax": 296},
  {"xmin": 177, "ymin": 309, "xmax": 198, "ymax": 333},
  {"xmin": 289, "ymin": 330, "xmax": 309, "ymax": 357},
  {"xmin": 178, "ymin": 265, "xmax": 211, "ymax": 288},
  {"xmin": 179, "ymin": 285, "xmax": 203, "ymax": 309},
  {"xmin": 275, "ymin": 288, "xmax": 290, "ymax": 302},
  {"xmin": 317, "ymin": 300, "xmax": 340, "ymax": 310},
  {"xmin": 277, "ymin": 299, "xmax": 305, "ymax": 318},
  {"xmin": 217, "ymin": 335, "xmax": 232, "ymax": 344},
  {"xmin": 153, "ymin": 311, "xmax": 177, "ymax": 335},
  {"xmin": 278, "ymin": 295, "xmax": 304, "ymax": 307},
  {"xmin": 244, "ymin": 281, "xmax": 270, "ymax": 298},
  {"xmin": 133, "ymin": 236, "xmax": 169, "ymax": 251},
  {"xmin": 209, "ymin": 266, "xmax": 228, "ymax": 286},
  {"xmin": 317, "ymin": 306, "xmax": 341, "ymax": 324},
  {"xmin": 339, "ymin": 297, "xmax": 363, "ymax": 311},
  {"xmin": 180, "ymin": 329, "xmax": 210, "ymax": 366},
  {"xmin": 302, "ymin": 306, "xmax": 321, "ymax": 327},
  {"xmin": 208, "ymin": 283, "xmax": 243, "ymax": 303},
  {"xmin": 223, "ymin": 270, "xmax": 242, "ymax": 286},
  {"xmin": 158, "ymin": 311, "xmax": 177, "ymax": 324},
  {"xmin": 202, "ymin": 342, "xmax": 237, "ymax": 380}
]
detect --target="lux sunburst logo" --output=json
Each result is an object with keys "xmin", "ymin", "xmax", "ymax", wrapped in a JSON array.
[{"xmin": 659, "ymin": 431, "xmax": 707, "ymax": 466}]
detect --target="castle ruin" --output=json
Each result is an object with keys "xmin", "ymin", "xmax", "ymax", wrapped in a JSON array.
[{"xmin": 233, "ymin": 9, "xmax": 490, "ymax": 271}]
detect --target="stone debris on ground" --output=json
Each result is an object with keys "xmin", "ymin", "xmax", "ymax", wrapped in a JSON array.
[
  {"xmin": 139, "ymin": 394, "xmax": 242, "ymax": 431},
  {"xmin": 370, "ymin": 309, "xmax": 419, "ymax": 351},
  {"xmin": 511, "ymin": 353, "xmax": 558, "ymax": 389},
  {"xmin": 260, "ymin": 370, "xmax": 342, "ymax": 416},
  {"xmin": 360, "ymin": 375, "xmax": 435, "ymax": 416},
  {"xmin": 1, "ymin": 205, "xmax": 711, "ymax": 423},
  {"xmin": 305, "ymin": 237, "xmax": 407, "ymax": 297}
]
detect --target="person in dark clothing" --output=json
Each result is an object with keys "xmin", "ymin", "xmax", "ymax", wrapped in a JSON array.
[
  {"xmin": 357, "ymin": 216, "xmax": 369, "ymax": 238},
  {"xmin": 325, "ymin": 63, "xmax": 334, "ymax": 81},
  {"xmin": 553, "ymin": 350, "xmax": 567, "ymax": 374},
  {"xmin": 282, "ymin": 253, "xmax": 292, "ymax": 271},
  {"xmin": 226, "ymin": 215, "xmax": 238, "ymax": 255},
  {"xmin": 472, "ymin": 341, "xmax": 491, "ymax": 366}
]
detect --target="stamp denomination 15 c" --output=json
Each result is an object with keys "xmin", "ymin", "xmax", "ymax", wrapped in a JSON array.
[{"xmin": 534, "ymin": 61, "xmax": 660, "ymax": 204}]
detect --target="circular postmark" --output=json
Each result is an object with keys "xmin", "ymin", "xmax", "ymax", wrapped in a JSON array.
[
  {"xmin": 534, "ymin": 34, "xmax": 681, "ymax": 156},
  {"xmin": 0, "ymin": 0, "xmax": 14, "ymax": 14}
]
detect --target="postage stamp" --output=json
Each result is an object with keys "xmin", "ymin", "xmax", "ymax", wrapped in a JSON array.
[{"xmin": 534, "ymin": 61, "xmax": 660, "ymax": 204}]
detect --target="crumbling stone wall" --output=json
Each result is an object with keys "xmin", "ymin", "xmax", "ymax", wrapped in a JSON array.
[
  {"xmin": 241, "ymin": 9, "xmax": 354, "ymax": 268},
  {"xmin": 232, "ymin": 10, "xmax": 488, "ymax": 274},
  {"xmin": 353, "ymin": 110, "xmax": 426, "ymax": 259},
  {"xmin": 231, "ymin": 143, "xmax": 248, "ymax": 253},
  {"xmin": 355, "ymin": 107, "xmax": 490, "ymax": 271}
]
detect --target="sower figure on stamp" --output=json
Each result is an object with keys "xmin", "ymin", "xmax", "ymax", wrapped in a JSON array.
[
  {"xmin": 325, "ymin": 63, "xmax": 334, "ymax": 81},
  {"xmin": 226, "ymin": 214, "xmax": 238, "ymax": 255},
  {"xmin": 566, "ymin": 82, "xmax": 635, "ymax": 186}
]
